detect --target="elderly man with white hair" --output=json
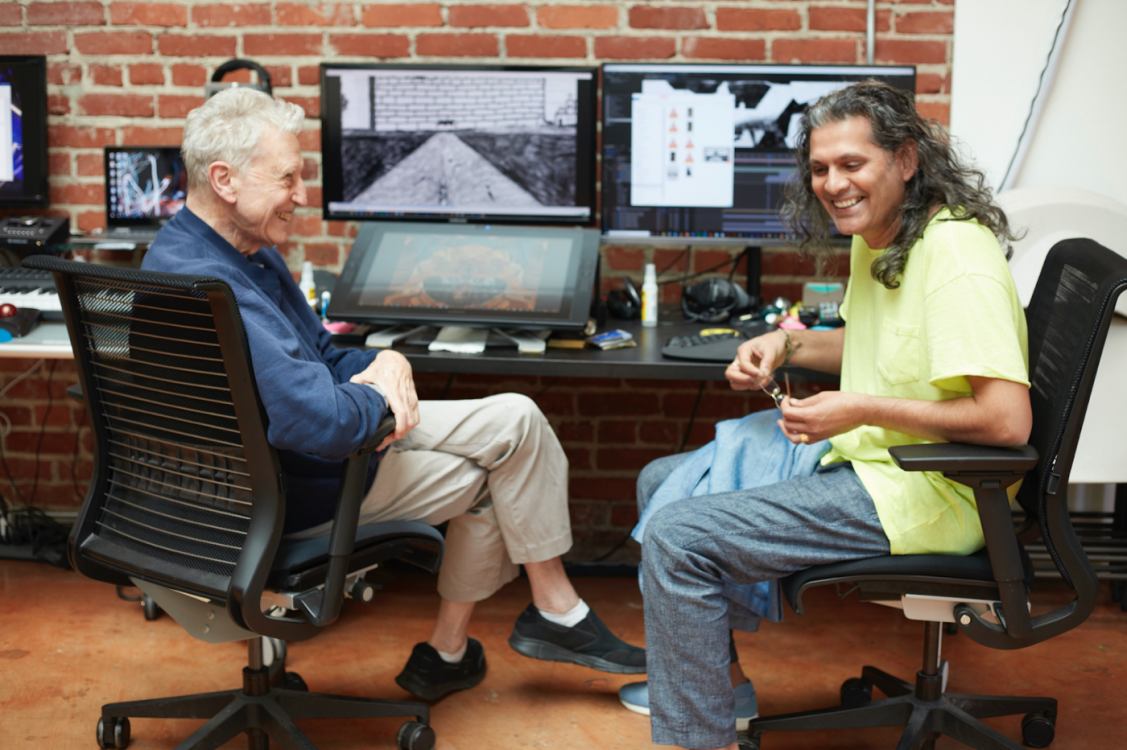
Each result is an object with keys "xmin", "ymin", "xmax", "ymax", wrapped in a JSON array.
[{"xmin": 142, "ymin": 88, "xmax": 644, "ymax": 700}]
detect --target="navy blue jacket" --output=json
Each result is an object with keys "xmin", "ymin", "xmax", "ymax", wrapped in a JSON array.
[{"xmin": 143, "ymin": 208, "xmax": 387, "ymax": 532}]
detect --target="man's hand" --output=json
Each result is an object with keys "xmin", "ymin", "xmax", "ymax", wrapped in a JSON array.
[
  {"xmin": 350, "ymin": 350, "xmax": 420, "ymax": 450},
  {"xmin": 777, "ymin": 391, "xmax": 866, "ymax": 444},
  {"xmin": 726, "ymin": 330, "xmax": 787, "ymax": 391}
]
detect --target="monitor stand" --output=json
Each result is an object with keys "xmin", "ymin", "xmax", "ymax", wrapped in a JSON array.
[
  {"xmin": 365, "ymin": 325, "xmax": 548, "ymax": 355},
  {"xmin": 365, "ymin": 324, "xmax": 430, "ymax": 349},
  {"xmin": 492, "ymin": 329, "xmax": 547, "ymax": 355}
]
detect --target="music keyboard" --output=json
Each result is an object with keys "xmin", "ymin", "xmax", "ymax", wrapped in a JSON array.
[{"xmin": 0, "ymin": 267, "xmax": 64, "ymax": 320}]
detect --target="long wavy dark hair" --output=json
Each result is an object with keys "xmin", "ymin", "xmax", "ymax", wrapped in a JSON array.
[{"xmin": 782, "ymin": 81, "xmax": 1019, "ymax": 289}]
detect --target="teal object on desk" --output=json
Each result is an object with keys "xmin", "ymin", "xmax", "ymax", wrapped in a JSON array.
[{"xmin": 0, "ymin": 329, "xmax": 13, "ymax": 343}]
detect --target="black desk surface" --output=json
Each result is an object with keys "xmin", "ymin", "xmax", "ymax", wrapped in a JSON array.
[{"xmin": 335, "ymin": 315, "xmax": 836, "ymax": 383}]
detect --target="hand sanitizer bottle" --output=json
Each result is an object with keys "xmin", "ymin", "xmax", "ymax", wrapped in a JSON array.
[
  {"xmin": 641, "ymin": 263, "xmax": 658, "ymax": 328},
  {"xmin": 299, "ymin": 261, "xmax": 317, "ymax": 309}
]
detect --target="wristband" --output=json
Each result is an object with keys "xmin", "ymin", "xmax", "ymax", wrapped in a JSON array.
[{"xmin": 782, "ymin": 330, "xmax": 802, "ymax": 367}]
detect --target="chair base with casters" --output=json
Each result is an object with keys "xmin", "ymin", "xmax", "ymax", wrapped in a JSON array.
[
  {"xmin": 740, "ymin": 620, "xmax": 1056, "ymax": 750},
  {"xmin": 92, "ymin": 518, "xmax": 446, "ymax": 750},
  {"xmin": 742, "ymin": 498, "xmax": 1061, "ymax": 750},
  {"xmin": 97, "ymin": 636, "xmax": 435, "ymax": 750}
]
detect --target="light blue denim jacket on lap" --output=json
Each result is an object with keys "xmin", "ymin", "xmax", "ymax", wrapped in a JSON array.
[{"xmin": 632, "ymin": 409, "xmax": 830, "ymax": 630}]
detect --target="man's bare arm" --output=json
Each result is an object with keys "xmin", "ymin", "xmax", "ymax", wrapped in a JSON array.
[{"xmin": 778, "ymin": 376, "xmax": 1032, "ymax": 447}]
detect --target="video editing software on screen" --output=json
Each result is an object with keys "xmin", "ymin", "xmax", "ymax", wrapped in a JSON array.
[{"xmin": 601, "ymin": 64, "xmax": 916, "ymax": 240}]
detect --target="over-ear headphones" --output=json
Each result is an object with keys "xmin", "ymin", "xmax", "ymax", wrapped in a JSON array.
[
  {"xmin": 681, "ymin": 278, "xmax": 754, "ymax": 323},
  {"xmin": 206, "ymin": 59, "xmax": 273, "ymax": 99},
  {"xmin": 606, "ymin": 277, "xmax": 642, "ymax": 320}
]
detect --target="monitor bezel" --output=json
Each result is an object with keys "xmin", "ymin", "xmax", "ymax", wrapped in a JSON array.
[
  {"xmin": 328, "ymin": 222, "xmax": 601, "ymax": 331},
  {"xmin": 103, "ymin": 145, "xmax": 187, "ymax": 227},
  {"xmin": 0, "ymin": 55, "xmax": 49, "ymax": 210},
  {"xmin": 599, "ymin": 62, "xmax": 917, "ymax": 243},
  {"xmin": 320, "ymin": 63, "xmax": 599, "ymax": 227}
]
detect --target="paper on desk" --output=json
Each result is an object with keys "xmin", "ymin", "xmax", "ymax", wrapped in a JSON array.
[{"xmin": 428, "ymin": 326, "xmax": 489, "ymax": 354}]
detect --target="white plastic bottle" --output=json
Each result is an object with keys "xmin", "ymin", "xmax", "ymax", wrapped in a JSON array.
[
  {"xmin": 641, "ymin": 263, "xmax": 658, "ymax": 328},
  {"xmin": 299, "ymin": 261, "xmax": 317, "ymax": 308}
]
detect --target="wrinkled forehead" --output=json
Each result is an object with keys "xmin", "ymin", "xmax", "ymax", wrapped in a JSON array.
[{"xmin": 246, "ymin": 127, "xmax": 303, "ymax": 175}]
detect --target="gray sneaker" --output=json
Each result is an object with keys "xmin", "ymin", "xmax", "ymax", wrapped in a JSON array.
[{"xmin": 619, "ymin": 680, "xmax": 759, "ymax": 731}]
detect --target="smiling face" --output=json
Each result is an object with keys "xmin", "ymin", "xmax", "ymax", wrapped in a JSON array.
[
  {"xmin": 808, "ymin": 115, "xmax": 917, "ymax": 250},
  {"xmin": 228, "ymin": 127, "xmax": 307, "ymax": 254}
]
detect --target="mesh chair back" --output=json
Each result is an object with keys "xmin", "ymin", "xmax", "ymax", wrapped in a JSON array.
[
  {"xmin": 24, "ymin": 257, "xmax": 281, "ymax": 602},
  {"xmin": 1017, "ymin": 239, "xmax": 1127, "ymax": 585}
]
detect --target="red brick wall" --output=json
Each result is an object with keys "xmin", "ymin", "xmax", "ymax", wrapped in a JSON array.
[{"xmin": 0, "ymin": 0, "xmax": 955, "ymax": 556}]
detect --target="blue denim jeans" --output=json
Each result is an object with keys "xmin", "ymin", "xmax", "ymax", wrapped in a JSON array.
[{"xmin": 639, "ymin": 455, "xmax": 889, "ymax": 748}]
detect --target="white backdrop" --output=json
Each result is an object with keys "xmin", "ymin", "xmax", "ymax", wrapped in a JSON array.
[{"xmin": 949, "ymin": 0, "xmax": 1127, "ymax": 206}]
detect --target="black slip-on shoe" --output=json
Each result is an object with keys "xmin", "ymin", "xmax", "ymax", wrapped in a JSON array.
[
  {"xmin": 394, "ymin": 638, "xmax": 487, "ymax": 701},
  {"xmin": 508, "ymin": 604, "xmax": 646, "ymax": 674}
]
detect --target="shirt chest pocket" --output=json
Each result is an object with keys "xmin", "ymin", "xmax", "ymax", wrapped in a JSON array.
[{"xmin": 877, "ymin": 317, "xmax": 920, "ymax": 386}]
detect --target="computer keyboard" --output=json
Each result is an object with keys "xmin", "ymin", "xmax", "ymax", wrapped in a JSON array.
[
  {"xmin": 661, "ymin": 329, "xmax": 748, "ymax": 362},
  {"xmin": 0, "ymin": 267, "xmax": 63, "ymax": 320}
]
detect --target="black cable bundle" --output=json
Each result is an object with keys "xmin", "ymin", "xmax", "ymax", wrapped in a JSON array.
[
  {"xmin": 0, "ymin": 491, "xmax": 72, "ymax": 568},
  {"xmin": 0, "ymin": 359, "xmax": 72, "ymax": 568}
]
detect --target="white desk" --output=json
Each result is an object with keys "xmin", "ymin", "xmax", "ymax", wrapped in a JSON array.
[{"xmin": 0, "ymin": 321, "xmax": 73, "ymax": 358}]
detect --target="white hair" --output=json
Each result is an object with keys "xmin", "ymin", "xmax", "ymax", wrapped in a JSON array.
[{"xmin": 181, "ymin": 88, "xmax": 305, "ymax": 190}]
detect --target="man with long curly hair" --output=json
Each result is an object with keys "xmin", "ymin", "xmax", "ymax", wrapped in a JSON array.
[{"xmin": 623, "ymin": 81, "xmax": 1031, "ymax": 750}]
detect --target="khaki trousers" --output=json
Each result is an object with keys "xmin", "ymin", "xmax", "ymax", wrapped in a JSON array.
[{"xmin": 291, "ymin": 393, "xmax": 572, "ymax": 602}]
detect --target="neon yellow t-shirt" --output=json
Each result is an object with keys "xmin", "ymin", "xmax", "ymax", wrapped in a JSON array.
[{"xmin": 821, "ymin": 209, "xmax": 1029, "ymax": 556}]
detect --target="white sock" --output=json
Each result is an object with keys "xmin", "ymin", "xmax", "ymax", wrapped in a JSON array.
[
  {"xmin": 435, "ymin": 642, "xmax": 467, "ymax": 663},
  {"xmin": 538, "ymin": 598, "xmax": 590, "ymax": 628}
]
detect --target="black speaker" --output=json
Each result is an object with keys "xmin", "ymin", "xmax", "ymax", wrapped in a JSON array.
[{"xmin": 681, "ymin": 278, "xmax": 754, "ymax": 323}]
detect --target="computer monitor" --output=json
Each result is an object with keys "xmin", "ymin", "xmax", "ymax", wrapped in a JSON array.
[
  {"xmin": 601, "ymin": 64, "xmax": 917, "ymax": 243},
  {"xmin": 0, "ymin": 55, "xmax": 49, "ymax": 210},
  {"xmin": 320, "ymin": 64, "xmax": 597, "ymax": 226},
  {"xmin": 328, "ymin": 222, "xmax": 601, "ymax": 331},
  {"xmin": 104, "ymin": 146, "xmax": 187, "ymax": 226}
]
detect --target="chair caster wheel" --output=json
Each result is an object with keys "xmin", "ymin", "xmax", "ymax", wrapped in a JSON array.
[
  {"xmin": 142, "ymin": 595, "xmax": 160, "ymax": 621},
  {"xmin": 263, "ymin": 637, "xmax": 286, "ymax": 668},
  {"xmin": 1022, "ymin": 710, "xmax": 1056, "ymax": 748},
  {"xmin": 280, "ymin": 672, "xmax": 308, "ymax": 692},
  {"xmin": 97, "ymin": 716, "xmax": 130, "ymax": 749},
  {"xmin": 397, "ymin": 720, "xmax": 435, "ymax": 750},
  {"xmin": 840, "ymin": 677, "xmax": 874, "ymax": 708}
]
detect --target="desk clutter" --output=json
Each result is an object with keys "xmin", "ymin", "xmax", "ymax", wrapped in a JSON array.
[{"xmin": 0, "ymin": 267, "xmax": 60, "ymax": 341}]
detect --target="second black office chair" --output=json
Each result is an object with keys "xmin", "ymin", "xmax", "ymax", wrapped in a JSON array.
[
  {"xmin": 25, "ymin": 255, "xmax": 445, "ymax": 750},
  {"xmin": 742, "ymin": 238, "xmax": 1126, "ymax": 750}
]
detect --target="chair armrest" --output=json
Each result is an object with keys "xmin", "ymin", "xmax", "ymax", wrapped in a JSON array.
[
  {"xmin": 294, "ymin": 413, "xmax": 397, "ymax": 627},
  {"xmin": 363, "ymin": 413, "xmax": 397, "ymax": 453},
  {"xmin": 891, "ymin": 441, "xmax": 1039, "ymax": 643},
  {"xmin": 889, "ymin": 443, "xmax": 1038, "ymax": 476}
]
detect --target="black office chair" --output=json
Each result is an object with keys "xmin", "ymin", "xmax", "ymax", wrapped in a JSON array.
[
  {"xmin": 741, "ymin": 238, "xmax": 1127, "ymax": 750},
  {"xmin": 24, "ymin": 256, "xmax": 445, "ymax": 750}
]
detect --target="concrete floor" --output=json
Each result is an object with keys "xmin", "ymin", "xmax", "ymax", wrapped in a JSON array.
[{"xmin": 1, "ymin": 560, "xmax": 1123, "ymax": 749}]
